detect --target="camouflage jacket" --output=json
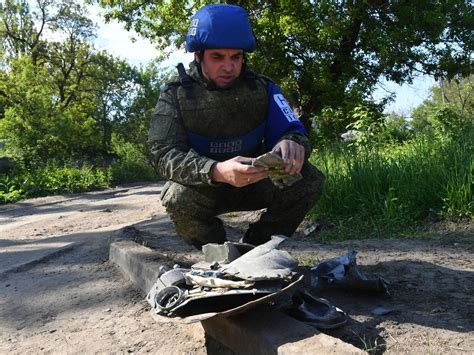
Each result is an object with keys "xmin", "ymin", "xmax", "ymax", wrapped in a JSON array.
[{"xmin": 148, "ymin": 61, "xmax": 311, "ymax": 186}]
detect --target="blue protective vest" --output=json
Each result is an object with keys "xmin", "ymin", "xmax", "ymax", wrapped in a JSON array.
[{"xmin": 175, "ymin": 67, "xmax": 306, "ymax": 161}]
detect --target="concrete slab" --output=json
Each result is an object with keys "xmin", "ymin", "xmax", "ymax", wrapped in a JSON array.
[
  {"xmin": 110, "ymin": 239, "xmax": 365, "ymax": 354},
  {"xmin": 0, "ymin": 241, "xmax": 76, "ymax": 275},
  {"xmin": 202, "ymin": 310, "xmax": 364, "ymax": 354},
  {"xmin": 109, "ymin": 240, "xmax": 166, "ymax": 295}
]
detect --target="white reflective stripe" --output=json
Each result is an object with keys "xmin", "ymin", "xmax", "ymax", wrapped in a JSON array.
[{"xmin": 273, "ymin": 94, "xmax": 298, "ymax": 122}]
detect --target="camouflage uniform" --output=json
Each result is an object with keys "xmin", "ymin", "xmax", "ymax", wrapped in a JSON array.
[{"xmin": 148, "ymin": 61, "xmax": 324, "ymax": 248}]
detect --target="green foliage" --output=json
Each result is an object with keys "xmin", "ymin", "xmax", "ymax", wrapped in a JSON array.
[
  {"xmin": 0, "ymin": 163, "xmax": 110, "ymax": 204},
  {"xmin": 0, "ymin": 128, "xmax": 166, "ymax": 204},
  {"xmin": 412, "ymin": 75, "xmax": 474, "ymax": 135},
  {"xmin": 0, "ymin": 1, "xmax": 163, "ymax": 166},
  {"xmin": 431, "ymin": 76, "xmax": 474, "ymax": 118},
  {"xmin": 0, "ymin": 175, "xmax": 25, "ymax": 204},
  {"xmin": 0, "ymin": 51, "xmax": 143, "ymax": 163},
  {"xmin": 0, "ymin": 1, "xmax": 166, "ymax": 205},
  {"xmin": 0, "ymin": 56, "xmax": 102, "ymax": 162},
  {"xmin": 115, "ymin": 60, "xmax": 171, "ymax": 157},
  {"xmin": 345, "ymin": 105, "xmax": 386, "ymax": 146},
  {"xmin": 440, "ymin": 128, "xmax": 474, "ymax": 218},
  {"xmin": 108, "ymin": 135, "xmax": 158, "ymax": 184},
  {"xmin": 309, "ymin": 126, "xmax": 474, "ymax": 238},
  {"xmin": 427, "ymin": 104, "xmax": 464, "ymax": 136},
  {"xmin": 384, "ymin": 112, "xmax": 412, "ymax": 142},
  {"xmin": 311, "ymin": 104, "xmax": 385, "ymax": 147},
  {"xmin": 0, "ymin": 135, "xmax": 162, "ymax": 205},
  {"xmin": 309, "ymin": 76, "xmax": 473, "ymax": 238}
]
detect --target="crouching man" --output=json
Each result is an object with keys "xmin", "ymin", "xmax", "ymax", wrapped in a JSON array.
[{"xmin": 148, "ymin": 4, "xmax": 324, "ymax": 248}]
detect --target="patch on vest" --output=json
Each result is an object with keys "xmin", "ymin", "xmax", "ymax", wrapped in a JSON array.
[
  {"xmin": 186, "ymin": 121, "xmax": 266, "ymax": 159},
  {"xmin": 210, "ymin": 140, "xmax": 243, "ymax": 154},
  {"xmin": 273, "ymin": 94, "xmax": 298, "ymax": 123}
]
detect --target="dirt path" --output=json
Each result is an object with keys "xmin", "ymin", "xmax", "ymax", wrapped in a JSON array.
[
  {"xmin": 0, "ymin": 183, "xmax": 207, "ymax": 354},
  {"xmin": 0, "ymin": 182, "xmax": 473, "ymax": 353}
]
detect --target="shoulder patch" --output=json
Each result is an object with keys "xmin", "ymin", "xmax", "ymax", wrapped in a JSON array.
[{"xmin": 273, "ymin": 93, "xmax": 299, "ymax": 122}]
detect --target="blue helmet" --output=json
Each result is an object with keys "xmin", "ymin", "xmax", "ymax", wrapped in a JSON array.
[{"xmin": 186, "ymin": 4, "xmax": 256, "ymax": 53}]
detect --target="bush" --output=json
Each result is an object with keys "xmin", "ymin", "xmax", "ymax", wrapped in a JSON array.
[
  {"xmin": 108, "ymin": 136, "xmax": 159, "ymax": 184},
  {"xmin": 0, "ymin": 165, "xmax": 107, "ymax": 204},
  {"xmin": 0, "ymin": 137, "xmax": 162, "ymax": 205},
  {"xmin": 0, "ymin": 175, "xmax": 26, "ymax": 204}
]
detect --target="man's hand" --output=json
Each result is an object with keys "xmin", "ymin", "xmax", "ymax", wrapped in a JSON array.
[
  {"xmin": 272, "ymin": 139, "xmax": 305, "ymax": 175},
  {"xmin": 211, "ymin": 156, "xmax": 269, "ymax": 187}
]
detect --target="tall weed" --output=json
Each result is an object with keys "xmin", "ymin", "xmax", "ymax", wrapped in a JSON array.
[{"xmin": 310, "ymin": 127, "xmax": 473, "ymax": 237}]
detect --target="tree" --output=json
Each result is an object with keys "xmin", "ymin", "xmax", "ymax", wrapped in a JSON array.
[
  {"xmin": 385, "ymin": 112, "xmax": 412, "ymax": 142},
  {"xmin": 0, "ymin": 0, "xmax": 95, "ymax": 65},
  {"xmin": 433, "ymin": 75, "xmax": 474, "ymax": 118},
  {"xmin": 0, "ymin": 0, "xmax": 147, "ymax": 163},
  {"xmin": 0, "ymin": 55, "xmax": 102, "ymax": 162},
  {"xmin": 95, "ymin": 0, "xmax": 473, "ymax": 136},
  {"xmin": 116, "ymin": 60, "xmax": 170, "ymax": 156},
  {"xmin": 412, "ymin": 75, "xmax": 473, "ymax": 135},
  {"xmin": 1, "ymin": 0, "xmax": 98, "ymax": 119},
  {"xmin": 0, "ymin": 0, "xmax": 48, "ymax": 64},
  {"xmin": 82, "ymin": 51, "xmax": 139, "ymax": 153}
]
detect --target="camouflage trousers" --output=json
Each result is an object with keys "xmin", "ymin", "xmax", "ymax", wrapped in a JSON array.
[{"xmin": 160, "ymin": 162, "xmax": 325, "ymax": 249}]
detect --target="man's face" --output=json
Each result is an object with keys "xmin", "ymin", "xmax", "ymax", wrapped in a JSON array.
[{"xmin": 198, "ymin": 49, "xmax": 244, "ymax": 88}]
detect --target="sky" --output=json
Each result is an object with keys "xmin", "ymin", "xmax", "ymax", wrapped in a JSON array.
[
  {"xmin": 88, "ymin": 5, "xmax": 435, "ymax": 115},
  {"xmin": 88, "ymin": 6, "xmax": 194, "ymax": 71}
]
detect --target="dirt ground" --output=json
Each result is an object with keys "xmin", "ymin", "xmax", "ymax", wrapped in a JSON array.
[{"xmin": 0, "ymin": 182, "xmax": 472, "ymax": 354}]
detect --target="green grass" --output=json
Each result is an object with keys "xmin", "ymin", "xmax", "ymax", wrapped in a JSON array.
[
  {"xmin": 0, "ymin": 143, "xmax": 160, "ymax": 205},
  {"xmin": 309, "ymin": 127, "xmax": 473, "ymax": 239},
  {"xmin": 0, "ymin": 164, "xmax": 111, "ymax": 204}
]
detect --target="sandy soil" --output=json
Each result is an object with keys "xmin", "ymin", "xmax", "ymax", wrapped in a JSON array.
[
  {"xmin": 0, "ymin": 182, "xmax": 472, "ymax": 354},
  {"xmin": 0, "ymin": 183, "xmax": 208, "ymax": 354}
]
